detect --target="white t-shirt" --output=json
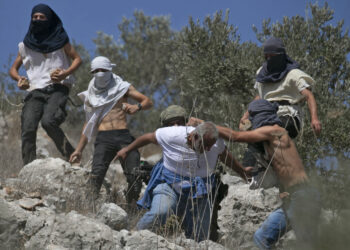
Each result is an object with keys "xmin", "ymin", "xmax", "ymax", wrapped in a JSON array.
[
  {"xmin": 18, "ymin": 42, "xmax": 74, "ymax": 91},
  {"xmin": 155, "ymin": 126, "xmax": 225, "ymax": 178}
]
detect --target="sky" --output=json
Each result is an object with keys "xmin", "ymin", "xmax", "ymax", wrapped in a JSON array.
[{"xmin": 0, "ymin": 0, "xmax": 349, "ymax": 71}]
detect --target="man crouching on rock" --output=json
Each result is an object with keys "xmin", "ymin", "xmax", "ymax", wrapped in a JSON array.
[
  {"xmin": 116, "ymin": 120, "xmax": 251, "ymax": 242},
  {"xmin": 188, "ymin": 99, "xmax": 321, "ymax": 249},
  {"xmin": 69, "ymin": 56, "xmax": 152, "ymax": 204}
]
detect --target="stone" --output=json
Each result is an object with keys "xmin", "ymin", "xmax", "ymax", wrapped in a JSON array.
[{"xmin": 96, "ymin": 203, "xmax": 128, "ymax": 231}]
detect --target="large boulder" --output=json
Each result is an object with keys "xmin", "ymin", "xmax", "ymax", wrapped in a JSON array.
[
  {"xmin": 217, "ymin": 174, "xmax": 281, "ymax": 249},
  {"xmin": 25, "ymin": 210, "xmax": 119, "ymax": 250},
  {"xmin": 96, "ymin": 203, "xmax": 128, "ymax": 231},
  {"xmin": 0, "ymin": 197, "xmax": 32, "ymax": 249},
  {"xmin": 11, "ymin": 158, "xmax": 107, "ymax": 211}
]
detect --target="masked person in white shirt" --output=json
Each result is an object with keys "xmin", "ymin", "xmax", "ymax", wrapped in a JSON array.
[
  {"xmin": 9, "ymin": 4, "xmax": 82, "ymax": 166},
  {"xmin": 69, "ymin": 56, "xmax": 153, "ymax": 204}
]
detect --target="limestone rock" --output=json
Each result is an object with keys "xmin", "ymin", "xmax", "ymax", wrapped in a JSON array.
[
  {"xmin": 14, "ymin": 158, "xmax": 107, "ymax": 211},
  {"xmin": 25, "ymin": 210, "xmax": 119, "ymax": 250},
  {"xmin": 96, "ymin": 203, "xmax": 128, "ymax": 231},
  {"xmin": 217, "ymin": 174, "xmax": 280, "ymax": 249}
]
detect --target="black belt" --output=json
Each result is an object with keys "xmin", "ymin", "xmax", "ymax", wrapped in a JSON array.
[{"xmin": 271, "ymin": 100, "xmax": 291, "ymax": 106}]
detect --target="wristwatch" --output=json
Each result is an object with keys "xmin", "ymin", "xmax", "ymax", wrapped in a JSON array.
[{"xmin": 137, "ymin": 103, "xmax": 142, "ymax": 111}]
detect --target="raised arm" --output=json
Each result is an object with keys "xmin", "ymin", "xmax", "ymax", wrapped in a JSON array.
[
  {"xmin": 187, "ymin": 117, "xmax": 276, "ymax": 144},
  {"xmin": 122, "ymin": 85, "xmax": 153, "ymax": 114},
  {"xmin": 300, "ymin": 88, "xmax": 321, "ymax": 136},
  {"xmin": 217, "ymin": 124, "xmax": 279, "ymax": 144},
  {"xmin": 219, "ymin": 148, "xmax": 252, "ymax": 181},
  {"xmin": 116, "ymin": 132, "xmax": 158, "ymax": 160}
]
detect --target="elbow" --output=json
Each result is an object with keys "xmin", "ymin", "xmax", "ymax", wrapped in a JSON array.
[
  {"xmin": 76, "ymin": 56, "xmax": 82, "ymax": 67},
  {"xmin": 145, "ymin": 97, "xmax": 153, "ymax": 109},
  {"xmin": 9, "ymin": 68, "xmax": 17, "ymax": 81}
]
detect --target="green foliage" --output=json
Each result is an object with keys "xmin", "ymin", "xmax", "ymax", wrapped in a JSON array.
[
  {"xmin": 93, "ymin": 11, "xmax": 176, "ymax": 133},
  {"xmin": 169, "ymin": 10, "xmax": 261, "ymax": 128},
  {"xmin": 253, "ymin": 3, "xmax": 350, "ymax": 166}
]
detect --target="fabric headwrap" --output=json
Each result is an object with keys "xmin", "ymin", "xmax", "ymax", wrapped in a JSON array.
[
  {"xmin": 248, "ymin": 99, "xmax": 282, "ymax": 129},
  {"xmin": 90, "ymin": 56, "xmax": 116, "ymax": 72},
  {"xmin": 256, "ymin": 37, "xmax": 299, "ymax": 83},
  {"xmin": 78, "ymin": 68, "xmax": 130, "ymax": 141},
  {"xmin": 23, "ymin": 4, "xmax": 69, "ymax": 53}
]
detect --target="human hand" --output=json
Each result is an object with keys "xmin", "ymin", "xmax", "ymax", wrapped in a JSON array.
[
  {"xmin": 311, "ymin": 118, "xmax": 321, "ymax": 136},
  {"xmin": 50, "ymin": 68, "xmax": 67, "ymax": 82},
  {"xmin": 239, "ymin": 119, "xmax": 251, "ymax": 131},
  {"xmin": 122, "ymin": 103, "xmax": 139, "ymax": 114},
  {"xmin": 69, "ymin": 151, "xmax": 82, "ymax": 164},
  {"xmin": 114, "ymin": 148, "xmax": 128, "ymax": 162},
  {"xmin": 17, "ymin": 77, "xmax": 30, "ymax": 90},
  {"xmin": 244, "ymin": 166, "xmax": 254, "ymax": 178},
  {"xmin": 187, "ymin": 117, "xmax": 204, "ymax": 127}
]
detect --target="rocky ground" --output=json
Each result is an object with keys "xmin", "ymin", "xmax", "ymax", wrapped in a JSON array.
[{"xmin": 0, "ymin": 155, "xmax": 300, "ymax": 250}]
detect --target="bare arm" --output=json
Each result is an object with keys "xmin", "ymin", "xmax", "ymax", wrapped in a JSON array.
[
  {"xmin": 9, "ymin": 53, "xmax": 23, "ymax": 81},
  {"xmin": 51, "ymin": 42, "xmax": 82, "ymax": 82},
  {"xmin": 116, "ymin": 132, "xmax": 158, "ymax": 160},
  {"xmin": 219, "ymin": 148, "xmax": 252, "ymax": 181},
  {"xmin": 217, "ymin": 125, "xmax": 279, "ymax": 143},
  {"xmin": 9, "ymin": 53, "xmax": 29, "ymax": 90},
  {"xmin": 187, "ymin": 117, "xmax": 277, "ymax": 144},
  {"xmin": 69, "ymin": 123, "xmax": 88, "ymax": 163},
  {"xmin": 122, "ymin": 85, "xmax": 153, "ymax": 114},
  {"xmin": 300, "ymin": 88, "xmax": 321, "ymax": 136}
]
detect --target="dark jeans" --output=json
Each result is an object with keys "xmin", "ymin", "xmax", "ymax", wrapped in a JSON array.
[
  {"xmin": 242, "ymin": 115, "xmax": 301, "ymax": 169},
  {"xmin": 21, "ymin": 84, "xmax": 74, "ymax": 165},
  {"xmin": 92, "ymin": 129, "xmax": 141, "ymax": 203}
]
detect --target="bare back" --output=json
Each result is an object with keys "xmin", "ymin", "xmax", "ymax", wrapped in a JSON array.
[
  {"xmin": 98, "ymin": 95, "xmax": 128, "ymax": 131},
  {"xmin": 263, "ymin": 126, "xmax": 308, "ymax": 189}
]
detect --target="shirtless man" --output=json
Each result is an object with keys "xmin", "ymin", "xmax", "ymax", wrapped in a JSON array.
[
  {"xmin": 69, "ymin": 56, "xmax": 152, "ymax": 203},
  {"xmin": 189, "ymin": 99, "xmax": 321, "ymax": 249}
]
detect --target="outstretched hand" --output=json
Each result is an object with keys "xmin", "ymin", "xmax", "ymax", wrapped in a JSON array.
[
  {"xmin": 69, "ymin": 151, "xmax": 82, "ymax": 164},
  {"xmin": 187, "ymin": 117, "xmax": 204, "ymax": 127},
  {"xmin": 114, "ymin": 147, "xmax": 128, "ymax": 162}
]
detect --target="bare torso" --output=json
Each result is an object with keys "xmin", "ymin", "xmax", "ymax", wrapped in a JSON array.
[
  {"xmin": 98, "ymin": 95, "xmax": 128, "ymax": 131},
  {"xmin": 264, "ymin": 126, "xmax": 308, "ymax": 189}
]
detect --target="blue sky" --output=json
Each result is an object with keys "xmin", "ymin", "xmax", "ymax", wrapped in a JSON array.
[{"xmin": 0, "ymin": 0, "xmax": 349, "ymax": 70}]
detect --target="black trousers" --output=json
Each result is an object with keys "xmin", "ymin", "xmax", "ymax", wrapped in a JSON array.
[
  {"xmin": 92, "ymin": 129, "xmax": 141, "ymax": 203},
  {"xmin": 21, "ymin": 84, "xmax": 74, "ymax": 165}
]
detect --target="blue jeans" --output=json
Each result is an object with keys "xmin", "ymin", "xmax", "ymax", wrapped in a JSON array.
[
  {"xmin": 254, "ymin": 186, "xmax": 320, "ymax": 249},
  {"xmin": 137, "ymin": 183, "xmax": 212, "ymax": 242}
]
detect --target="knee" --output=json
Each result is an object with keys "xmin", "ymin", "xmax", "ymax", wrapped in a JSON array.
[
  {"xmin": 254, "ymin": 229, "xmax": 267, "ymax": 250},
  {"xmin": 41, "ymin": 117, "xmax": 56, "ymax": 131}
]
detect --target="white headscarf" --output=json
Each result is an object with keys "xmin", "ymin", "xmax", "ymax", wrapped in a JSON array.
[
  {"xmin": 78, "ymin": 56, "xmax": 131, "ymax": 141},
  {"xmin": 90, "ymin": 56, "xmax": 116, "ymax": 72}
]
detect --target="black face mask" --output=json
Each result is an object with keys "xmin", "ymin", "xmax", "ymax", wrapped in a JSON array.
[
  {"xmin": 266, "ymin": 54, "xmax": 287, "ymax": 73},
  {"xmin": 31, "ymin": 20, "xmax": 50, "ymax": 34}
]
